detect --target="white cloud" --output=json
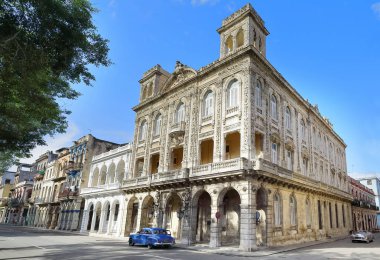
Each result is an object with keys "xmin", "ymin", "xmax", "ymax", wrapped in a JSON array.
[
  {"xmin": 191, "ymin": 0, "xmax": 219, "ymax": 6},
  {"xmin": 371, "ymin": 2, "xmax": 380, "ymax": 18},
  {"xmin": 17, "ymin": 122, "xmax": 80, "ymax": 166}
]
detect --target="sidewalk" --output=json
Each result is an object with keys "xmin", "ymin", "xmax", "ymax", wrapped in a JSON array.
[{"xmin": 176, "ymin": 235, "xmax": 349, "ymax": 257}]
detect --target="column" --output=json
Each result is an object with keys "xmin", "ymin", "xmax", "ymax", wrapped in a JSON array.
[
  {"xmin": 80, "ymin": 209, "xmax": 89, "ymax": 233},
  {"xmin": 239, "ymin": 186, "xmax": 257, "ymax": 251},
  {"xmin": 209, "ymin": 204, "xmax": 221, "ymax": 248},
  {"xmin": 135, "ymin": 201, "xmax": 142, "ymax": 232}
]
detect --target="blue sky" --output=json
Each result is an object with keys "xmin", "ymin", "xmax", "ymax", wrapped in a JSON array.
[{"xmin": 18, "ymin": 0, "xmax": 380, "ymax": 177}]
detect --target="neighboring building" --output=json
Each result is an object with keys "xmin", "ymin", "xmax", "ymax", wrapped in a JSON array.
[
  {"xmin": 80, "ymin": 143, "xmax": 132, "ymax": 237},
  {"xmin": 26, "ymin": 151, "xmax": 57, "ymax": 227},
  {"xmin": 0, "ymin": 171, "xmax": 16, "ymax": 222},
  {"xmin": 56, "ymin": 134, "xmax": 119, "ymax": 231},
  {"xmin": 357, "ymin": 176, "xmax": 380, "ymax": 229},
  {"xmin": 349, "ymin": 177, "xmax": 377, "ymax": 231},
  {"xmin": 120, "ymin": 3, "xmax": 352, "ymax": 251},
  {"xmin": 5, "ymin": 163, "xmax": 33, "ymax": 225}
]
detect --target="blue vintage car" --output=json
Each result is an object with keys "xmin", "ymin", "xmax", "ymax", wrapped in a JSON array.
[{"xmin": 128, "ymin": 228, "xmax": 175, "ymax": 249}]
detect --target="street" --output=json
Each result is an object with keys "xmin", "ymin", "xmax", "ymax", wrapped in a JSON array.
[{"xmin": 0, "ymin": 225, "xmax": 379, "ymax": 260}]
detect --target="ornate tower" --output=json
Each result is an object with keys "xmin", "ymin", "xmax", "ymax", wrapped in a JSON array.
[{"xmin": 217, "ymin": 3, "xmax": 270, "ymax": 59}]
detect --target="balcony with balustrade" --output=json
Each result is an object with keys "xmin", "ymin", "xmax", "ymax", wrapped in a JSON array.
[
  {"xmin": 190, "ymin": 157, "xmax": 250, "ymax": 181},
  {"xmin": 169, "ymin": 121, "xmax": 186, "ymax": 137},
  {"xmin": 81, "ymin": 182, "xmax": 122, "ymax": 195}
]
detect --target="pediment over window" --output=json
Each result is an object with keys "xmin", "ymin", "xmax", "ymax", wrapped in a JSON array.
[
  {"xmin": 160, "ymin": 61, "xmax": 197, "ymax": 94},
  {"xmin": 270, "ymin": 132, "xmax": 281, "ymax": 143},
  {"xmin": 301, "ymin": 146, "xmax": 309, "ymax": 159},
  {"xmin": 285, "ymin": 139, "xmax": 295, "ymax": 151}
]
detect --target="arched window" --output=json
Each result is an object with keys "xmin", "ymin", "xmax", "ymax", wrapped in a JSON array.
[
  {"xmin": 271, "ymin": 95, "xmax": 278, "ymax": 120},
  {"xmin": 153, "ymin": 114, "xmax": 161, "ymax": 136},
  {"xmin": 300, "ymin": 119, "xmax": 306, "ymax": 140},
  {"xmin": 227, "ymin": 80, "xmax": 239, "ymax": 108},
  {"xmin": 271, "ymin": 142, "xmax": 278, "ymax": 164},
  {"xmin": 290, "ymin": 195, "xmax": 297, "ymax": 226},
  {"xmin": 138, "ymin": 120, "xmax": 147, "ymax": 141},
  {"xmin": 236, "ymin": 29, "xmax": 244, "ymax": 48},
  {"xmin": 285, "ymin": 107, "xmax": 291, "ymax": 130},
  {"xmin": 274, "ymin": 193, "xmax": 282, "ymax": 226},
  {"xmin": 259, "ymin": 37, "xmax": 262, "ymax": 51},
  {"xmin": 147, "ymin": 83, "xmax": 153, "ymax": 97},
  {"xmin": 306, "ymin": 199, "xmax": 312, "ymax": 227},
  {"xmin": 203, "ymin": 91, "xmax": 213, "ymax": 117},
  {"xmin": 225, "ymin": 35, "xmax": 233, "ymax": 54},
  {"xmin": 175, "ymin": 103, "xmax": 185, "ymax": 123},
  {"xmin": 255, "ymin": 81, "xmax": 262, "ymax": 108}
]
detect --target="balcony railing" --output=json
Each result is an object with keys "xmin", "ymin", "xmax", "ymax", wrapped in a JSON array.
[
  {"xmin": 352, "ymin": 199, "xmax": 378, "ymax": 210},
  {"xmin": 58, "ymin": 188, "xmax": 79, "ymax": 200},
  {"xmin": 190, "ymin": 158, "xmax": 249, "ymax": 178},
  {"xmin": 81, "ymin": 182, "xmax": 122, "ymax": 195},
  {"xmin": 123, "ymin": 176, "xmax": 149, "ymax": 187},
  {"xmin": 63, "ymin": 162, "xmax": 83, "ymax": 172},
  {"xmin": 151, "ymin": 168, "xmax": 189, "ymax": 183},
  {"xmin": 169, "ymin": 121, "xmax": 186, "ymax": 137}
]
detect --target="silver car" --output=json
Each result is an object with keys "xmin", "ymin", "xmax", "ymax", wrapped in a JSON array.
[{"xmin": 351, "ymin": 230, "xmax": 375, "ymax": 243}]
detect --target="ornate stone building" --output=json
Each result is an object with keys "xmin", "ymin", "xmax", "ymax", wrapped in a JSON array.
[
  {"xmin": 349, "ymin": 176, "xmax": 377, "ymax": 231},
  {"xmin": 80, "ymin": 144, "xmax": 132, "ymax": 237},
  {"xmin": 121, "ymin": 4, "xmax": 352, "ymax": 251}
]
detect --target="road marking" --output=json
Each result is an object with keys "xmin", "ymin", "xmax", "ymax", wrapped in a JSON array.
[
  {"xmin": 142, "ymin": 254, "xmax": 177, "ymax": 260},
  {"xmin": 32, "ymin": 245, "xmax": 46, "ymax": 250}
]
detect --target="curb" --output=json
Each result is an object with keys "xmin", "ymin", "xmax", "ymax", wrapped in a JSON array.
[{"xmin": 175, "ymin": 235, "xmax": 350, "ymax": 257}]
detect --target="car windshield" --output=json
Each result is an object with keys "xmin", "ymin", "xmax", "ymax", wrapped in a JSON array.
[{"xmin": 153, "ymin": 229, "xmax": 168, "ymax": 235}]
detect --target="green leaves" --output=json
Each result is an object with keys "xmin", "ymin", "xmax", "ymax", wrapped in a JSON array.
[{"xmin": 0, "ymin": 0, "xmax": 111, "ymax": 172}]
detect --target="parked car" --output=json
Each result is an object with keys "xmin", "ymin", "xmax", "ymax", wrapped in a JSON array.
[
  {"xmin": 351, "ymin": 230, "xmax": 375, "ymax": 243},
  {"xmin": 129, "ymin": 228, "xmax": 175, "ymax": 249}
]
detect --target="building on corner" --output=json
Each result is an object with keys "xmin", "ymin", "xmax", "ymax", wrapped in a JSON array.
[
  {"xmin": 117, "ymin": 3, "xmax": 352, "ymax": 251},
  {"xmin": 357, "ymin": 176, "xmax": 380, "ymax": 229}
]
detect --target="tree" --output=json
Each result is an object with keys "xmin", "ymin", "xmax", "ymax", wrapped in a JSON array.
[{"xmin": 0, "ymin": 0, "xmax": 111, "ymax": 172}]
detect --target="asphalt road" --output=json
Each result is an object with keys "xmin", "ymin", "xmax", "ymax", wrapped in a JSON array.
[{"xmin": 0, "ymin": 225, "xmax": 379, "ymax": 260}]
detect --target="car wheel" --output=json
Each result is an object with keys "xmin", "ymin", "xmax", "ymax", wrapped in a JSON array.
[
  {"xmin": 148, "ymin": 244, "xmax": 153, "ymax": 249},
  {"xmin": 129, "ymin": 238, "xmax": 134, "ymax": 246}
]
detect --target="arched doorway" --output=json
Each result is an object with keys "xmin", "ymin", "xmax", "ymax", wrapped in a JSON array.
[
  {"xmin": 221, "ymin": 189, "xmax": 241, "ymax": 245},
  {"xmin": 102, "ymin": 201, "xmax": 111, "ymax": 233},
  {"xmin": 94, "ymin": 202, "xmax": 101, "ymax": 231},
  {"xmin": 125, "ymin": 197, "xmax": 139, "ymax": 236},
  {"xmin": 109, "ymin": 200, "xmax": 120, "ymax": 234},
  {"xmin": 196, "ymin": 191, "xmax": 211, "ymax": 243},
  {"xmin": 140, "ymin": 195, "xmax": 154, "ymax": 228},
  {"xmin": 164, "ymin": 193, "xmax": 182, "ymax": 239},
  {"xmin": 256, "ymin": 187, "xmax": 268, "ymax": 246}
]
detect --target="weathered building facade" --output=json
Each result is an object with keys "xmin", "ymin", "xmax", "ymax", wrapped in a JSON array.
[
  {"xmin": 27, "ymin": 151, "xmax": 57, "ymax": 227},
  {"xmin": 350, "ymin": 177, "xmax": 378, "ymax": 231},
  {"xmin": 56, "ymin": 134, "xmax": 119, "ymax": 231},
  {"xmin": 0, "ymin": 171, "xmax": 16, "ymax": 222},
  {"xmin": 80, "ymin": 143, "xmax": 132, "ymax": 237},
  {"xmin": 358, "ymin": 176, "xmax": 380, "ymax": 229},
  {"xmin": 4, "ymin": 164, "xmax": 33, "ymax": 225},
  {"xmin": 121, "ymin": 4, "xmax": 352, "ymax": 251}
]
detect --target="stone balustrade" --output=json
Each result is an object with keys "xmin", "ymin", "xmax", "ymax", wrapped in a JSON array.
[{"xmin": 190, "ymin": 157, "xmax": 249, "ymax": 177}]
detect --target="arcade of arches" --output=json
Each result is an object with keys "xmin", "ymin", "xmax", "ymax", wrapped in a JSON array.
[{"xmin": 120, "ymin": 180, "xmax": 352, "ymax": 250}]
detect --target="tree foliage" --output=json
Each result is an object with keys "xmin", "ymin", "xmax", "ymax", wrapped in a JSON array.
[{"xmin": 0, "ymin": 0, "xmax": 111, "ymax": 172}]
